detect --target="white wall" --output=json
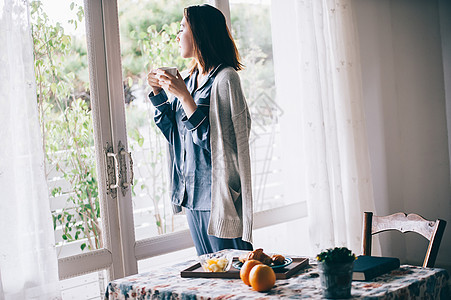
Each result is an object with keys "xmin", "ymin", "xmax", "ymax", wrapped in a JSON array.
[{"xmin": 353, "ymin": 0, "xmax": 451, "ymax": 270}]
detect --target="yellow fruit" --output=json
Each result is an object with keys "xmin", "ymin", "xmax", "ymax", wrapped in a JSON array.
[
  {"xmin": 209, "ymin": 263, "xmax": 220, "ymax": 272},
  {"xmin": 240, "ymin": 259, "xmax": 263, "ymax": 286},
  {"xmin": 217, "ymin": 258, "xmax": 228, "ymax": 269},
  {"xmin": 249, "ymin": 264, "xmax": 276, "ymax": 292},
  {"xmin": 203, "ymin": 258, "xmax": 229, "ymax": 272}
]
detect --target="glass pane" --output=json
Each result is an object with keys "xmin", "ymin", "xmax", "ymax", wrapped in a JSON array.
[
  {"xmin": 117, "ymin": 0, "xmax": 200, "ymax": 241},
  {"xmin": 60, "ymin": 270, "xmax": 107, "ymax": 300},
  {"xmin": 31, "ymin": 0, "xmax": 102, "ymax": 257},
  {"xmin": 254, "ymin": 218, "xmax": 310, "ymax": 254},
  {"xmin": 230, "ymin": 0, "xmax": 295, "ymax": 212}
]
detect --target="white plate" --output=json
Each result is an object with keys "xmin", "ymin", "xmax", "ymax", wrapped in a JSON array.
[{"xmin": 233, "ymin": 257, "xmax": 293, "ymax": 270}]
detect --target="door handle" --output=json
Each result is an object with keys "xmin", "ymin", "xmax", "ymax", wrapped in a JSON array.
[
  {"xmin": 121, "ymin": 149, "xmax": 134, "ymax": 188},
  {"xmin": 106, "ymin": 141, "xmax": 133, "ymax": 196},
  {"xmin": 107, "ymin": 152, "xmax": 120, "ymax": 189}
]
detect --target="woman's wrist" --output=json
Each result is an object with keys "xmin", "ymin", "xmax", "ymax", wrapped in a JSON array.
[
  {"xmin": 178, "ymin": 92, "xmax": 197, "ymax": 117},
  {"xmin": 179, "ymin": 91, "xmax": 194, "ymax": 105},
  {"xmin": 152, "ymin": 87, "xmax": 162, "ymax": 95}
]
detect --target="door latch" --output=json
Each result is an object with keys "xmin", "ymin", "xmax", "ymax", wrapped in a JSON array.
[{"xmin": 105, "ymin": 141, "xmax": 134, "ymax": 197}]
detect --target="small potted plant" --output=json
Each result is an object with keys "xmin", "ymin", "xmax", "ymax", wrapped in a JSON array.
[{"xmin": 316, "ymin": 247, "xmax": 356, "ymax": 299}]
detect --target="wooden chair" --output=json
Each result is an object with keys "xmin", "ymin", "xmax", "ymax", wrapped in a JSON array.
[{"xmin": 362, "ymin": 212, "xmax": 446, "ymax": 268}]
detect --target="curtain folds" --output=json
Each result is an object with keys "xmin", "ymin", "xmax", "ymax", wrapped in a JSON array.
[
  {"xmin": 0, "ymin": 0, "xmax": 61, "ymax": 299},
  {"xmin": 271, "ymin": 0, "xmax": 378, "ymax": 255}
]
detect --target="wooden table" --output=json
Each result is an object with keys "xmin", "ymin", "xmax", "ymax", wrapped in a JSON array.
[{"xmin": 105, "ymin": 250, "xmax": 450, "ymax": 299}]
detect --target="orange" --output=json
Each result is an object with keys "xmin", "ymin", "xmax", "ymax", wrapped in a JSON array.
[
  {"xmin": 240, "ymin": 259, "xmax": 263, "ymax": 286},
  {"xmin": 249, "ymin": 264, "xmax": 276, "ymax": 292}
]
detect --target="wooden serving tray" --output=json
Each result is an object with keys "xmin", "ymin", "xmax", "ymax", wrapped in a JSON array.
[{"xmin": 180, "ymin": 257, "xmax": 309, "ymax": 279}]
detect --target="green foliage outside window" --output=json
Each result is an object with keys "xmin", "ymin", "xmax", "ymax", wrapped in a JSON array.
[{"xmin": 31, "ymin": 0, "xmax": 100, "ymax": 251}]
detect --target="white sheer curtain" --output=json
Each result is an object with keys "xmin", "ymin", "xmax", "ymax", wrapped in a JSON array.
[
  {"xmin": 271, "ymin": 0, "xmax": 378, "ymax": 255},
  {"xmin": 0, "ymin": 0, "xmax": 61, "ymax": 299}
]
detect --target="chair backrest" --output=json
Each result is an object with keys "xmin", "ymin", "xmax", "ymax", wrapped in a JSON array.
[{"xmin": 362, "ymin": 212, "xmax": 447, "ymax": 268}]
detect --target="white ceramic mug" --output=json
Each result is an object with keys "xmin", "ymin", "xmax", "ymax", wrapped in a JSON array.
[{"xmin": 159, "ymin": 67, "xmax": 177, "ymax": 76}]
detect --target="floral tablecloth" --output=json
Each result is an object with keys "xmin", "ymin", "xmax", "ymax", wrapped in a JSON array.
[{"xmin": 105, "ymin": 254, "xmax": 450, "ymax": 299}]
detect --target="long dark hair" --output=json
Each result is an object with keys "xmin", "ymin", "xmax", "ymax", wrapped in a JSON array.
[{"xmin": 184, "ymin": 4, "xmax": 243, "ymax": 74}]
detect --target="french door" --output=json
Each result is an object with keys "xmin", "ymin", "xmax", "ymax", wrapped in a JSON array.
[{"xmin": 57, "ymin": 0, "xmax": 137, "ymax": 280}]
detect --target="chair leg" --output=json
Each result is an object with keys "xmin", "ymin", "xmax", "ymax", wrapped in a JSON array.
[
  {"xmin": 362, "ymin": 212, "xmax": 373, "ymax": 256},
  {"xmin": 423, "ymin": 219, "xmax": 446, "ymax": 268}
]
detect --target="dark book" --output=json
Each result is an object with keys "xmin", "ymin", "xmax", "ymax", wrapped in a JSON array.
[{"xmin": 353, "ymin": 255, "xmax": 400, "ymax": 281}]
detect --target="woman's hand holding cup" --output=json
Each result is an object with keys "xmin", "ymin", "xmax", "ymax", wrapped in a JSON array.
[
  {"xmin": 147, "ymin": 67, "xmax": 179, "ymax": 96},
  {"xmin": 147, "ymin": 69, "xmax": 163, "ymax": 95}
]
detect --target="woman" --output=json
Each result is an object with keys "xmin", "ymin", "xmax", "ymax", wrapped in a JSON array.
[{"xmin": 147, "ymin": 4, "xmax": 253, "ymax": 255}]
